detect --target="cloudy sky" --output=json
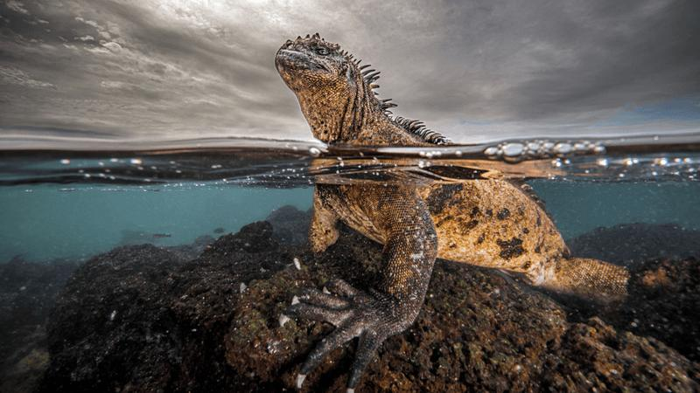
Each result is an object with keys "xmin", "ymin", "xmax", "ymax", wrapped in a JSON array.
[{"xmin": 1, "ymin": 0, "xmax": 699, "ymax": 145}]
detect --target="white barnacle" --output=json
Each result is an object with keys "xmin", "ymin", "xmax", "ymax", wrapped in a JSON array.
[
  {"xmin": 279, "ymin": 313, "xmax": 290, "ymax": 327},
  {"xmin": 296, "ymin": 374, "xmax": 307, "ymax": 389}
]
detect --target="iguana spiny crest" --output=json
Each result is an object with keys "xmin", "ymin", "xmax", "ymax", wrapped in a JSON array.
[{"xmin": 275, "ymin": 33, "xmax": 450, "ymax": 146}]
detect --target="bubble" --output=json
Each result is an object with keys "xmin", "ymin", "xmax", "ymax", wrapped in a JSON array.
[
  {"xmin": 573, "ymin": 143, "xmax": 587, "ymax": 152},
  {"xmin": 526, "ymin": 142, "xmax": 540, "ymax": 154},
  {"xmin": 130, "ymin": 158, "xmax": 142, "ymax": 165},
  {"xmin": 502, "ymin": 143, "xmax": 524, "ymax": 157},
  {"xmin": 596, "ymin": 158, "xmax": 609, "ymax": 167},
  {"xmin": 60, "ymin": 159, "xmax": 70, "ymax": 165},
  {"xmin": 553, "ymin": 143, "xmax": 572, "ymax": 155},
  {"xmin": 484, "ymin": 146, "xmax": 500, "ymax": 157},
  {"xmin": 309, "ymin": 147, "xmax": 321, "ymax": 157}
]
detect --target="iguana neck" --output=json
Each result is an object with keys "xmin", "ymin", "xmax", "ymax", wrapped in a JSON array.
[{"xmin": 297, "ymin": 76, "xmax": 429, "ymax": 147}]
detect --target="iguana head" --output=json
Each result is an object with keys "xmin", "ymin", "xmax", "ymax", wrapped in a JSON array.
[
  {"xmin": 275, "ymin": 33, "xmax": 450, "ymax": 146},
  {"xmin": 275, "ymin": 34, "xmax": 347, "ymax": 95},
  {"xmin": 275, "ymin": 33, "xmax": 386, "ymax": 144}
]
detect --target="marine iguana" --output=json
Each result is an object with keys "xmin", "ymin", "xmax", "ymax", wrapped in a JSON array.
[{"xmin": 275, "ymin": 33, "xmax": 629, "ymax": 392}]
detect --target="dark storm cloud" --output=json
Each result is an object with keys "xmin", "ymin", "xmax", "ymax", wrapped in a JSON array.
[{"xmin": 0, "ymin": 0, "xmax": 699, "ymax": 144}]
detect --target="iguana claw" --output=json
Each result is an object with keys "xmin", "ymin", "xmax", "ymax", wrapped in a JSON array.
[{"xmin": 288, "ymin": 279, "xmax": 408, "ymax": 391}]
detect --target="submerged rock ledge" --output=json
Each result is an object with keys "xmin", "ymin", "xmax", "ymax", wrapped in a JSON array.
[
  {"xmin": 0, "ymin": 216, "xmax": 700, "ymax": 392},
  {"xmin": 24, "ymin": 219, "xmax": 697, "ymax": 393}
]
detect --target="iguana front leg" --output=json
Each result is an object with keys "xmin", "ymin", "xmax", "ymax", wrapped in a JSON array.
[
  {"xmin": 308, "ymin": 188, "xmax": 340, "ymax": 253},
  {"xmin": 289, "ymin": 187, "xmax": 438, "ymax": 391}
]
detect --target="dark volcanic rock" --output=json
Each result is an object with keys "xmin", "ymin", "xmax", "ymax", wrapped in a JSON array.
[
  {"xmin": 39, "ymin": 245, "xmax": 185, "ymax": 393},
  {"xmin": 166, "ymin": 234, "xmax": 216, "ymax": 260},
  {"xmin": 569, "ymin": 223, "xmax": 700, "ymax": 267},
  {"xmin": 265, "ymin": 205, "xmax": 312, "ymax": 245},
  {"xmin": 600, "ymin": 257, "xmax": 700, "ymax": 362},
  {"xmin": 0, "ymin": 257, "xmax": 77, "ymax": 393},
  {"xmin": 38, "ymin": 221, "xmax": 293, "ymax": 393},
  {"xmin": 39, "ymin": 222, "xmax": 700, "ymax": 392},
  {"xmin": 564, "ymin": 223, "xmax": 700, "ymax": 362}
]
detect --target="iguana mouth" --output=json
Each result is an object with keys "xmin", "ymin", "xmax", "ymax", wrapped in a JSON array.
[{"xmin": 275, "ymin": 49, "xmax": 329, "ymax": 73}]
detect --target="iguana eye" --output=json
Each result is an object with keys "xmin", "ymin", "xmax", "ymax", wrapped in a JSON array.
[{"xmin": 315, "ymin": 47, "xmax": 330, "ymax": 56}]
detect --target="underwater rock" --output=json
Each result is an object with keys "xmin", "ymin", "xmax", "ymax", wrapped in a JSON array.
[
  {"xmin": 39, "ymin": 222, "xmax": 700, "ymax": 392},
  {"xmin": 39, "ymin": 244, "xmax": 186, "ymax": 393},
  {"xmin": 166, "ymin": 234, "xmax": 216, "ymax": 260},
  {"xmin": 227, "ymin": 227, "xmax": 700, "ymax": 392},
  {"xmin": 38, "ymin": 222, "xmax": 293, "ymax": 392},
  {"xmin": 0, "ymin": 257, "xmax": 77, "ymax": 393},
  {"xmin": 265, "ymin": 204, "xmax": 312, "ymax": 245},
  {"xmin": 569, "ymin": 223, "xmax": 700, "ymax": 267},
  {"xmin": 599, "ymin": 257, "xmax": 700, "ymax": 363},
  {"xmin": 564, "ymin": 223, "xmax": 700, "ymax": 362}
]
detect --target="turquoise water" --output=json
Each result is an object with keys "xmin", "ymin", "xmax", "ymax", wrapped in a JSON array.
[
  {"xmin": 0, "ymin": 184, "xmax": 312, "ymax": 262},
  {"xmin": 1, "ymin": 147, "xmax": 699, "ymax": 262},
  {"xmin": 531, "ymin": 180, "xmax": 700, "ymax": 238}
]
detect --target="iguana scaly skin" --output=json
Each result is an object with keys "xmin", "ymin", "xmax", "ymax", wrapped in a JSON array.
[{"xmin": 275, "ymin": 33, "xmax": 629, "ymax": 392}]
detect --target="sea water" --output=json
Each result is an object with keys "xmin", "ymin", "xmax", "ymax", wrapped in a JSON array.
[
  {"xmin": 2, "ymin": 136, "xmax": 698, "ymax": 262},
  {"xmin": 1, "ymin": 135, "xmax": 699, "ymax": 391}
]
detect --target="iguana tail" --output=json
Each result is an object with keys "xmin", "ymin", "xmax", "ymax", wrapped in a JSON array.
[{"xmin": 536, "ymin": 257, "xmax": 630, "ymax": 304}]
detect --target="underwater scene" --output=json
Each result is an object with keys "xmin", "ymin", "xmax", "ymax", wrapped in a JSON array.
[{"xmin": 1, "ymin": 137, "xmax": 699, "ymax": 392}]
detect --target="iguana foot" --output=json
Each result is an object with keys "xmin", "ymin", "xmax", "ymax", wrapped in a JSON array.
[{"xmin": 287, "ymin": 278, "xmax": 413, "ymax": 391}]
